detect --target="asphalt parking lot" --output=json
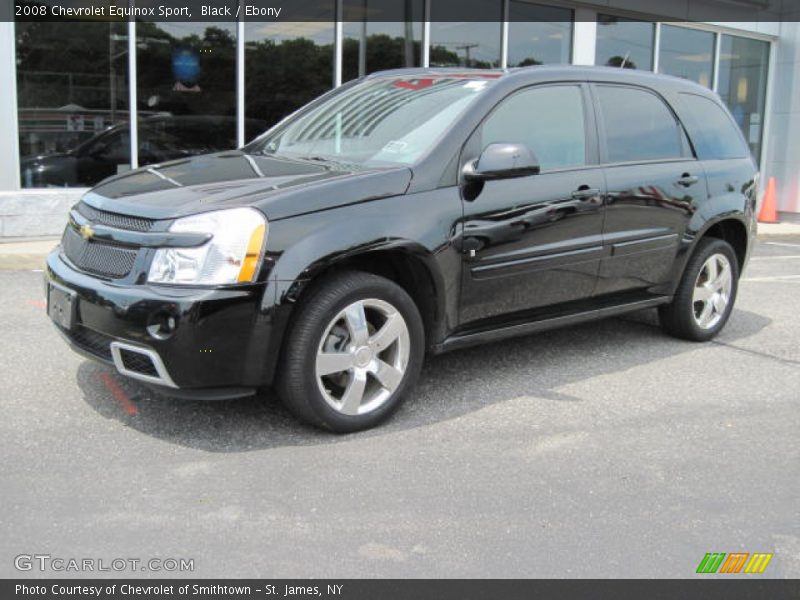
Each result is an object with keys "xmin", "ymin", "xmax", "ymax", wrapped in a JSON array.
[{"xmin": 1, "ymin": 237, "xmax": 798, "ymax": 579}]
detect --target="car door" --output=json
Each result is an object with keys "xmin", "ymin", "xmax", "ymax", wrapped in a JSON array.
[
  {"xmin": 591, "ymin": 83, "xmax": 707, "ymax": 296},
  {"xmin": 458, "ymin": 83, "xmax": 606, "ymax": 325}
]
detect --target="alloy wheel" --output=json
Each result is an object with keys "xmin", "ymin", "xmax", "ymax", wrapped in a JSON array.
[
  {"xmin": 315, "ymin": 298, "xmax": 410, "ymax": 416},
  {"xmin": 692, "ymin": 253, "xmax": 733, "ymax": 330}
]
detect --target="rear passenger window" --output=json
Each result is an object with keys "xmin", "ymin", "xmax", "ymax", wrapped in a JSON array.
[
  {"xmin": 678, "ymin": 93, "xmax": 749, "ymax": 160},
  {"xmin": 481, "ymin": 85, "xmax": 586, "ymax": 171},
  {"xmin": 595, "ymin": 85, "xmax": 683, "ymax": 163}
]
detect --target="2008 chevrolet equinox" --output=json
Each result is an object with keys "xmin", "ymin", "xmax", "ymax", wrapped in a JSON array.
[{"xmin": 46, "ymin": 66, "xmax": 758, "ymax": 432}]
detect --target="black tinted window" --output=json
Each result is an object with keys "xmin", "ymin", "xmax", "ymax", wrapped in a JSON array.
[
  {"xmin": 85, "ymin": 131, "xmax": 129, "ymax": 162},
  {"xmin": 481, "ymin": 85, "xmax": 586, "ymax": 170},
  {"xmin": 679, "ymin": 93, "xmax": 749, "ymax": 160},
  {"xmin": 596, "ymin": 85, "xmax": 683, "ymax": 163}
]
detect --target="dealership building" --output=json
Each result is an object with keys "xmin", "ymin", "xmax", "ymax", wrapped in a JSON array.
[{"xmin": 0, "ymin": 0, "xmax": 799, "ymax": 237}]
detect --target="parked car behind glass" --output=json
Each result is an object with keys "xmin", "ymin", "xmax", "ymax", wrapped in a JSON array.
[{"xmin": 21, "ymin": 115, "xmax": 267, "ymax": 187}]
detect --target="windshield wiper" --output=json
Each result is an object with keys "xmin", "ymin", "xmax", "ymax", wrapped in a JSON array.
[
  {"xmin": 297, "ymin": 155, "xmax": 361, "ymax": 170},
  {"xmin": 300, "ymin": 154, "xmax": 342, "ymax": 164},
  {"xmin": 255, "ymin": 150, "xmax": 360, "ymax": 170}
]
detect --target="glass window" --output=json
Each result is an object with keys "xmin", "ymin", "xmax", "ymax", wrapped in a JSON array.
[
  {"xmin": 249, "ymin": 75, "xmax": 498, "ymax": 166},
  {"xmin": 343, "ymin": 21, "xmax": 422, "ymax": 81},
  {"xmin": 342, "ymin": 0, "xmax": 423, "ymax": 82},
  {"xmin": 245, "ymin": 18, "xmax": 335, "ymax": 135},
  {"xmin": 595, "ymin": 15, "xmax": 654, "ymax": 70},
  {"xmin": 481, "ymin": 85, "xmax": 586, "ymax": 170},
  {"xmin": 658, "ymin": 25, "xmax": 715, "ymax": 88},
  {"xmin": 717, "ymin": 35, "xmax": 769, "ymax": 162},
  {"xmin": 430, "ymin": 1, "xmax": 503, "ymax": 68},
  {"xmin": 507, "ymin": 2, "xmax": 572, "ymax": 67},
  {"xmin": 136, "ymin": 22, "xmax": 237, "ymax": 167},
  {"xmin": 679, "ymin": 93, "xmax": 748, "ymax": 160},
  {"xmin": 595, "ymin": 85, "xmax": 683, "ymax": 163},
  {"xmin": 16, "ymin": 21, "xmax": 130, "ymax": 188}
]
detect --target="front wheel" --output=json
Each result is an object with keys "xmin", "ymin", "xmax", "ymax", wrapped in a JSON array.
[
  {"xmin": 659, "ymin": 237, "xmax": 739, "ymax": 341},
  {"xmin": 277, "ymin": 271, "xmax": 424, "ymax": 432}
]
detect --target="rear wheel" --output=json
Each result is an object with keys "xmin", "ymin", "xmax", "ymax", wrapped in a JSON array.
[
  {"xmin": 659, "ymin": 238, "xmax": 739, "ymax": 341},
  {"xmin": 277, "ymin": 271, "xmax": 424, "ymax": 432}
]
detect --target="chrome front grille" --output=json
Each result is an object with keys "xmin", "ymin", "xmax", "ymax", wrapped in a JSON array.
[
  {"xmin": 62, "ymin": 201, "xmax": 156, "ymax": 279},
  {"xmin": 62, "ymin": 226, "xmax": 138, "ymax": 278},
  {"xmin": 76, "ymin": 202, "xmax": 155, "ymax": 232}
]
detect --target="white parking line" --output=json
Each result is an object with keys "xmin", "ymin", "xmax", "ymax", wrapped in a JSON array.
[
  {"xmin": 741, "ymin": 274, "xmax": 800, "ymax": 282},
  {"xmin": 750, "ymin": 256, "xmax": 800, "ymax": 260},
  {"xmin": 764, "ymin": 241, "xmax": 800, "ymax": 248}
]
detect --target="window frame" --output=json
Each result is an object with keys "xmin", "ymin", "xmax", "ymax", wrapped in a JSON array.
[
  {"xmin": 589, "ymin": 82, "xmax": 695, "ymax": 167},
  {"xmin": 464, "ymin": 81, "xmax": 600, "ymax": 176}
]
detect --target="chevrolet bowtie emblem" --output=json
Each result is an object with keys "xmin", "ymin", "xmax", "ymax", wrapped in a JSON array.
[{"xmin": 79, "ymin": 223, "xmax": 95, "ymax": 240}]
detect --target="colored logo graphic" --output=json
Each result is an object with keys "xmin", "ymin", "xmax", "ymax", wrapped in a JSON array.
[
  {"xmin": 696, "ymin": 552, "xmax": 773, "ymax": 574},
  {"xmin": 172, "ymin": 49, "xmax": 200, "ymax": 84}
]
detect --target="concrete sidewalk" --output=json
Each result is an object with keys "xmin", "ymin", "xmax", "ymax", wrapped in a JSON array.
[
  {"xmin": 0, "ymin": 238, "xmax": 58, "ymax": 270},
  {"xmin": 2, "ymin": 222, "xmax": 800, "ymax": 270}
]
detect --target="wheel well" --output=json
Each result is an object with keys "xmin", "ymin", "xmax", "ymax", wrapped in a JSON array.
[
  {"xmin": 298, "ymin": 250, "xmax": 439, "ymax": 345},
  {"xmin": 701, "ymin": 219, "xmax": 748, "ymax": 272}
]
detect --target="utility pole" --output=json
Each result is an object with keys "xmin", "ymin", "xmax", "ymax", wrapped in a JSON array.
[{"xmin": 455, "ymin": 43, "xmax": 478, "ymax": 67}]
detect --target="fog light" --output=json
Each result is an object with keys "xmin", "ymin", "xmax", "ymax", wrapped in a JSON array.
[{"xmin": 147, "ymin": 311, "xmax": 178, "ymax": 340}]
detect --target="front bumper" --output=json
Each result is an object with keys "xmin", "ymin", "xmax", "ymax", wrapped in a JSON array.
[{"xmin": 46, "ymin": 247, "xmax": 279, "ymax": 399}]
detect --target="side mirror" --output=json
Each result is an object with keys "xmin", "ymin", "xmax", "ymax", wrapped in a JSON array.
[{"xmin": 463, "ymin": 143, "xmax": 540, "ymax": 182}]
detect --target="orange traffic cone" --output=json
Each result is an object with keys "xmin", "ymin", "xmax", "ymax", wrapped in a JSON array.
[{"xmin": 758, "ymin": 177, "xmax": 779, "ymax": 224}]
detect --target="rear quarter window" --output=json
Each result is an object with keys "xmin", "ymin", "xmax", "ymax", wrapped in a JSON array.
[
  {"xmin": 678, "ymin": 93, "xmax": 749, "ymax": 160},
  {"xmin": 594, "ymin": 85, "xmax": 685, "ymax": 164}
]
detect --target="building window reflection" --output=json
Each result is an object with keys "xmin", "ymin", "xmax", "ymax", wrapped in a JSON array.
[
  {"xmin": 342, "ymin": 20, "xmax": 423, "ymax": 82},
  {"xmin": 12, "ymin": 9, "xmax": 775, "ymax": 189},
  {"xmin": 717, "ymin": 34, "xmax": 770, "ymax": 162},
  {"xmin": 658, "ymin": 25, "xmax": 715, "ymax": 88},
  {"xmin": 16, "ymin": 21, "xmax": 130, "ymax": 188},
  {"xmin": 245, "ymin": 19, "xmax": 335, "ymax": 133},
  {"xmin": 136, "ymin": 22, "xmax": 238, "ymax": 167},
  {"xmin": 507, "ymin": 2, "xmax": 572, "ymax": 67},
  {"xmin": 595, "ymin": 15, "xmax": 654, "ymax": 70},
  {"xmin": 430, "ymin": 1, "xmax": 503, "ymax": 68}
]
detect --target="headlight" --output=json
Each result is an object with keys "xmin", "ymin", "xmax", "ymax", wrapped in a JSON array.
[{"xmin": 148, "ymin": 207, "xmax": 267, "ymax": 285}]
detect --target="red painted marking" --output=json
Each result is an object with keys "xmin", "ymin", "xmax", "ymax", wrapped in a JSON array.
[
  {"xmin": 97, "ymin": 372, "xmax": 139, "ymax": 416},
  {"xmin": 393, "ymin": 78, "xmax": 434, "ymax": 91},
  {"xmin": 28, "ymin": 299, "xmax": 46, "ymax": 309}
]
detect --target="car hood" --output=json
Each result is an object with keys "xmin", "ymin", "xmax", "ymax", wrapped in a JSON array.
[
  {"xmin": 21, "ymin": 153, "xmax": 74, "ymax": 167},
  {"xmin": 84, "ymin": 151, "xmax": 413, "ymax": 221}
]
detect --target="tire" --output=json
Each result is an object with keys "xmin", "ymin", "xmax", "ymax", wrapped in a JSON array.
[
  {"xmin": 276, "ymin": 271, "xmax": 425, "ymax": 432},
  {"xmin": 659, "ymin": 237, "xmax": 739, "ymax": 342}
]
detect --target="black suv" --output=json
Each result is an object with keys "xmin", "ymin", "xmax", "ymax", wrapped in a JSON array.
[{"xmin": 46, "ymin": 66, "xmax": 757, "ymax": 432}]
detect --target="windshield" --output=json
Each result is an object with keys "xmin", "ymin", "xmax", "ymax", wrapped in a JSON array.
[{"xmin": 248, "ymin": 74, "xmax": 499, "ymax": 167}]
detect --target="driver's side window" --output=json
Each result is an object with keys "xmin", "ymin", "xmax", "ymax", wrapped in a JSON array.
[{"xmin": 480, "ymin": 85, "xmax": 587, "ymax": 171}]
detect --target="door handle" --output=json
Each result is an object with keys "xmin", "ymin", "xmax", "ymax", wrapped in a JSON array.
[
  {"xmin": 676, "ymin": 173, "xmax": 699, "ymax": 187},
  {"xmin": 571, "ymin": 187, "xmax": 600, "ymax": 200}
]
